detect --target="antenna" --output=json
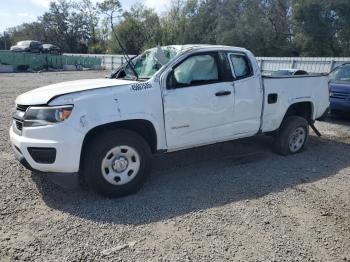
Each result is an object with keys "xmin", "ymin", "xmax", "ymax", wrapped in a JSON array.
[{"xmin": 109, "ymin": 14, "xmax": 139, "ymax": 79}]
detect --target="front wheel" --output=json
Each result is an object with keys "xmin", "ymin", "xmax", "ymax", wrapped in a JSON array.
[
  {"xmin": 83, "ymin": 129, "xmax": 152, "ymax": 197},
  {"xmin": 274, "ymin": 116, "xmax": 309, "ymax": 156}
]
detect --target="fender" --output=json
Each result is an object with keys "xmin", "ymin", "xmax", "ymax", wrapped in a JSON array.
[
  {"xmin": 277, "ymin": 100, "xmax": 315, "ymax": 128},
  {"xmin": 50, "ymin": 81, "xmax": 167, "ymax": 151},
  {"xmin": 261, "ymin": 98, "xmax": 315, "ymax": 133}
]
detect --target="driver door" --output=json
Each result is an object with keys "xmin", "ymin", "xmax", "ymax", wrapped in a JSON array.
[{"xmin": 163, "ymin": 52, "xmax": 236, "ymax": 150}]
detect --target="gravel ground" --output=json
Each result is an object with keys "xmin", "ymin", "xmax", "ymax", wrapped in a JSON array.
[{"xmin": 0, "ymin": 71, "xmax": 349, "ymax": 261}]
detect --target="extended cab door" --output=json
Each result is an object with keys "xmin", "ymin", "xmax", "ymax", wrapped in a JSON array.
[
  {"xmin": 227, "ymin": 52, "xmax": 263, "ymax": 135},
  {"xmin": 163, "ymin": 52, "xmax": 236, "ymax": 150}
]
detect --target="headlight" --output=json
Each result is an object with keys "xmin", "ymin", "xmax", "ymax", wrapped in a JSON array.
[{"xmin": 23, "ymin": 105, "xmax": 73, "ymax": 127}]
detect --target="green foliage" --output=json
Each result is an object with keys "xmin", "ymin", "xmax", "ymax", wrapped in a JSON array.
[
  {"xmin": 2, "ymin": 0, "xmax": 350, "ymax": 56},
  {"xmin": 97, "ymin": 0, "xmax": 122, "ymax": 15},
  {"xmin": 110, "ymin": 4, "xmax": 163, "ymax": 54},
  {"xmin": 7, "ymin": 22, "xmax": 46, "ymax": 45},
  {"xmin": 0, "ymin": 32, "xmax": 11, "ymax": 50},
  {"xmin": 40, "ymin": 1, "xmax": 88, "ymax": 53},
  {"xmin": 293, "ymin": 0, "xmax": 350, "ymax": 56}
]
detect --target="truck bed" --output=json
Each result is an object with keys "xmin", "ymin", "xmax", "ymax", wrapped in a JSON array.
[{"xmin": 261, "ymin": 74, "xmax": 330, "ymax": 133}]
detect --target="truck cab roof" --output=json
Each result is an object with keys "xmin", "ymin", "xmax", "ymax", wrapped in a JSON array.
[{"xmin": 164, "ymin": 44, "xmax": 249, "ymax": 53}]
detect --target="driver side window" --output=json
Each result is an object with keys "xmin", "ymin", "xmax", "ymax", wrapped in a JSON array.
[{"xmin": 172, "ymin": 54, "xmax": 219, "ymax": 88}]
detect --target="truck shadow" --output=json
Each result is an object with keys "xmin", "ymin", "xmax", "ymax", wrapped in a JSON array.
[
  {"xmin": 31, "ymin": 133, "xmax": 350, "ymax": 225},
  {"xmin": 325, "ymin": 113, "xmax": 350, "ymax": 126}
]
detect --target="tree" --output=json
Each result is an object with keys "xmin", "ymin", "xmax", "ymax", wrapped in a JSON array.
[
  {"xmin": 0, "ymin": 32, "xmax": 11, "ymax": 50},
  {"xmin": 184, "ymin": 0, "xmax": 219, "ymax": 44},
  {"xmin": 2, "ymin": 0, "xmax": 349, "ymax": 56},
  {"xmin": 79, "ymin": 0, "xmax": 103, "ymax": 53},
  {"xmin": 161, "ymin": 0, "xmax": 219, "ymax": 45},
  {"xmin": 4, "ymin": 0, "xmax": 100, "ymax": 53},
  {"xmin": 292, "ymin": 0, "xmax": 350, "ymax": 56},
  {"xmin": 97, "ymin": 0, "xmax": 123, "ymax": 53},
  {"xmin": 215, "ymin": 0, "xmax": 293, "ymax": 56},
  {"xmin": 334, "ymin": 0, "xmax": 350, "ymax": 55},
  {"xmin": 110, "ymin": 4, "xmax": 163, "ymax": 54},
  {"xmin": 160, "ymin": 0, "xmax": 187, "ymax": 44},
  {"xmin": 262, "ymin": 0, "xmax": 293, "ymax": 55},
  {"xmin": 7, "ymin": 22, "xmax": 46, "ymax": 44},
  {"xmin": 40, "ymin": 0, "xmax": 92, "ymax": 53},
  {"xmin": 161, "ymin": 0, "xmax": 294, "ymax": 56}
]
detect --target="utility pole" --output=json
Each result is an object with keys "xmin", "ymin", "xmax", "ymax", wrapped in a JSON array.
[{"xmin": 4, "ymin": 32, "xmax": 7, "ymax": 50}]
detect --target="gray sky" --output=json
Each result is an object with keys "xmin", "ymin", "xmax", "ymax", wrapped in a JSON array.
[{"xmin": 0, "ymin": 0, "xmax": 171, "ymax": 33}]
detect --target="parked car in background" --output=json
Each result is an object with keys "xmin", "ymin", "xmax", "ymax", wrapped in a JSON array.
[
  {"xmin": 42, "ymin": 44, "xmax": 62, "ymax": 55},
  {"xmin": 271, "ymin": 69, "xmax": 308, "ymax": 77},
  {"xmin": 10, "ymin": 40, "xmax": 43, "ymax": 53},
  {"xmin": 329, "ymin": 63, "xmax": 350, "ymax": 114}
]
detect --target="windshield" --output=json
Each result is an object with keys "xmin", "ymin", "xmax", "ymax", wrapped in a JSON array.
[
  {"xmin": 330, "ymin": 65, "xmax": 350, "ymax": 82},
  {"xmin": 123, "ymin": 46, "xmax": 180, "ymax": 80}
]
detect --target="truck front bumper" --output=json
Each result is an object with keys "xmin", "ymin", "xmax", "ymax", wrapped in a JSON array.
[{"xmin": 9, "ymin": 122, "xmax": 84, "ymax": 173}]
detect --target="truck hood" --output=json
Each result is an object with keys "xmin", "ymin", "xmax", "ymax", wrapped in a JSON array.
[{"xmin": 16, "ymin": 78, "xmax": 137, "ymax": 105}]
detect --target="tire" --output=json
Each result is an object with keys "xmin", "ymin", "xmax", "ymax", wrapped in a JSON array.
[
  {"xmin": 83, "ymin": 129, "xmax": 152, "ymax": 197},
  {"xmin": 274, "ymin": 116, "xmax": 309, "ymax": 156}
]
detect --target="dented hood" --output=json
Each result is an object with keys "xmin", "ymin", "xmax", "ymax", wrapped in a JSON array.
[{"xmin": 15, "ymin": 78, "xmax": 137, "ymax": 105}]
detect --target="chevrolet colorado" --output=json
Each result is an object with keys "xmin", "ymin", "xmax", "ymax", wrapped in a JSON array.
[{"xmin": 10, "ymin": 45, "xmax": 330, "ymax": 197}]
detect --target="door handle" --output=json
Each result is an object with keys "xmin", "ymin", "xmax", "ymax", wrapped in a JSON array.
[{"xmin": 215, "ymin": 91, "xmax": 232, "ymax": 97}]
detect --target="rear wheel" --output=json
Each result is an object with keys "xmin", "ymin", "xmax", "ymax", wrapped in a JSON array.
[
  {"xmin": 274, "ymin": 116, "xmax": 309, "ymax": 156},
  {"xmin": 83, "ymin": 129, "xmax": 152, "ymax": 197}
]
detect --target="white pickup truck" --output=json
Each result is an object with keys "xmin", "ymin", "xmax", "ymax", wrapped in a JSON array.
[{"xmin": 10, "ymin": 45, "xmax": 329, "ymax": 197}]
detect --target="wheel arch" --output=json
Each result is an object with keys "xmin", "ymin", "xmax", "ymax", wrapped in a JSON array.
[
  {"xmin": 281, "ymin": 101, "xmax": 314, "ymax": 126},
  {"xmin": 79, "ymin": 119, "xmax": 158, "ymax": 172}
]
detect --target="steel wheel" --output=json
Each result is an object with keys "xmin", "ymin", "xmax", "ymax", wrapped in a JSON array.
[
  {"xmin": 288, "ymin": 127, "xmax": 306, "ymax": 153},
  {"xmin": 101, "ymin": 145, "xmax": 141, "ymax": 186}
]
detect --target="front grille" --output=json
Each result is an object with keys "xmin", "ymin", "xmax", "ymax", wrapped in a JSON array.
[
  {"xmin": 16, "ymin": 104, "xmax": 30, "ymax": 112},
  {"xmin": 330, "ymin": 91, "xmax": 349, "ymax": 100},
  {"xmin": 15, "ymin": 120, "xmax": 23, "ymax": 131}
]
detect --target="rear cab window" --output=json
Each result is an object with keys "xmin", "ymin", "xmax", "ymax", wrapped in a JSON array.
[{"xmin": 227, "ymin": 53, "xmax": 253, "ymax": 80}]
